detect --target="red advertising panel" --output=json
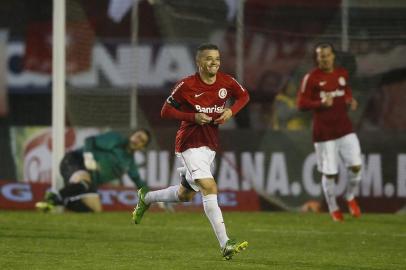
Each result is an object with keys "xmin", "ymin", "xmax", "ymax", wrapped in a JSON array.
[{"xmin": 0, "ymin": 181, "xmax": 261, "ymax": 212}]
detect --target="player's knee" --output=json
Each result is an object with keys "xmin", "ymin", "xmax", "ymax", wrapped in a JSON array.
[
  {"xmin": 196, "ymin": 179, "xmax": 217, "ymax": 195},
  {"xmin": 350, "ymin": 165, "xmax": 361, "ymax": 173},
  {"xmin": 348, "ymin": 165, "xmax": 362, "ymax": 182},
  {"xmin": 178, "ymin": 190, "xmax": 195, "ymax": 202},
  {"xmin": 324, "ymin": 174, "xmax": 337, "ymax": 180}
]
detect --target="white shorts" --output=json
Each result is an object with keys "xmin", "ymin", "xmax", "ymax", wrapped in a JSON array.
[
  {"xmin": 176, "ymin": 146, "xmax": 216, "ymax": 192},
  {"xmin": 314, "ymin": 133, "xmax": 362, "ymax": 175}
]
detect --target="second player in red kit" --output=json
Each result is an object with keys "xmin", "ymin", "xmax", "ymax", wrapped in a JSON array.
[{"xmin": 297, "ymin": 43, "xmax": 362, "ymax": 222}]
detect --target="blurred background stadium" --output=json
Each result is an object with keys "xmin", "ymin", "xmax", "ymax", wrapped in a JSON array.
[{"xmin": 1, "ymin": 0, "xmax": 405, "ymax": 213}]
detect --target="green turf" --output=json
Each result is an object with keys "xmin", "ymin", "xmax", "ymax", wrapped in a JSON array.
[{"xmin": 0, "ymin": 211, "xmax": 405, "ymax": 270}]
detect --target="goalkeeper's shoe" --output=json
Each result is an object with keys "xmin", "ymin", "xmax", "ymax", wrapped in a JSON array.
[
  {"xmin": 347, "ymin": 199, "xmax": 361, "ymax": 218},
  {"xmin": 35, "ymin": 201, "xmax": 55, "ymax": 212},
  {"xmin": 35, "ymin": 191, "xmax": 62, "ymax": 213},
  {"xmin": 132, "ymin": 187, "xmax": 150, "ymax": 224},
  {"xmin": 221, "ymin": 239, "xmax": 248, "ymax": 260},
  {"xmin": 44, "ymin": 191, "xmax": 63, "ymax": 205}
]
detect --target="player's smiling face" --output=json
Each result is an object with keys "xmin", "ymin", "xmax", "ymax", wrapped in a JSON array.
[
  {"xmin": 197, "ymin": 49, "xmax": 220, "ymax": 77},
  {"xmin": 316, "ymin": 47, "xmax": 335, "ymax": 72}
]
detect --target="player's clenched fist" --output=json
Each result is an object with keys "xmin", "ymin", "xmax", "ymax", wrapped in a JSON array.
[
  {"xmin": 195, "ymin": 113, "xmax": 213, "ymax": 125},
  {"xmin": 214, "ymin": 108, "xmax": 232, "ymax": 124},
  {"xmin": 321, "ymin": 94, "xmax": 333, "ymax": 107}
]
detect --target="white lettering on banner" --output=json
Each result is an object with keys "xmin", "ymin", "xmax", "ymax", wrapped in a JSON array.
[
  {"xmin": 302, "ymin": 153, "xmax": 320, "ymax": 196},
  {"xmin": 218, "ymin": 152, "xmax": 239, "ymax": 190},
  {"xmin": 99, "ymin": 190, "xmax": 117, "ymax": 205},
  {"xmin": 99, "ymin": 189, "xmax": 137, "ymax": 205},
  {"xmin": 361, "ymin": 154, "xmax": 383, "ymax": 197},
  {"xmin": 1, "ymin": 183, "xmax": 32, "ymax": 202},
  {"xmin": 7, "ymin": 42, "xmax": 195, "ymax": 89},
  {"xmin": 19, "ymin": 139, "xmax": 403, "ymax": 200},
  {"xmin": 336, "ymin": 162, "xmax": 349, "ymax": 196},
  {"xmin": 134, "ymin": 151, "xmax": 146, "ymax": 181},
  {"xmin": 241, "ymin": 152, "xmax": 265, "ymax": 191},
  {"xmin": 132, "ymin": 150, "xmax": 401, "ymax": 198},
  {"xmin": 154, "ymin": 46, "xmax": 194, "ymax": 86},
  {"xmin": 170, "ymin": 158, "xmax": 184, "ymax": 186},
  {"xmin": 147, "ymin": 151, "xmax": 170, "ymax": 188},
  {"xmin": 7, "ymin": 43, "xmax": 49, "ymax": 87},
  {"xmin": 397, "ymin": 154, "xmax": 406, "ymax": 197},
  {"xmin": 184, "ymin": 192, "xmax": 237, "ymax": 207},
  {"xmin": 117, "ymin": 46, "xmax": 155, "ymax": 87},
  {"xmin": 266, "ymin": 153, "xmax": 289, "ymax": 196},
  {"xmin": 117, "ymin": 190, "xmax": 137, "ymax": 205}
]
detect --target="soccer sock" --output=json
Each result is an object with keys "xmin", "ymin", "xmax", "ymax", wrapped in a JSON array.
[
  {"xmin": 321, "ymin": 175, "xmax": 339, "ymax": 213},
  {"xmin": 345, "ymin": 169, "xmax": 362, "ymax": 201},
  {"xmin": 59, "ymin": 181, "xmax": 90, "ymax": 199},
  {"xmin": 144, "ymin": 185, "xmax": 180, "ymax": 205},
  {"xmin": 202, "ymin": 194, "xmax": 229, "ymax": 248}
]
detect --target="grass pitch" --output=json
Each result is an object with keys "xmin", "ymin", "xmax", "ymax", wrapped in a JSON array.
[{"xmin": 1, "ymin": 211, "xmax": 405, "ymax": 270}]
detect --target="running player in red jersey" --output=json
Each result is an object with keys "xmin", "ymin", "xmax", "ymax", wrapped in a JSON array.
[
  {"xmin": 297, "ymin": 43, "xmax": 362, "ymax": 222},
  {"xmin": 132, "ymin": 44, "xmax": 249, "ymax": 259}
]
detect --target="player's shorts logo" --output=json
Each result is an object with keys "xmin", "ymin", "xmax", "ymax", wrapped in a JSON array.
[
  {"xmin": 338, "ymin": 76, "xmax": 346, "ymax": 86},
  {"xmin": 218, "ymin": 88, "xmax": 227, "ymax": 99}
]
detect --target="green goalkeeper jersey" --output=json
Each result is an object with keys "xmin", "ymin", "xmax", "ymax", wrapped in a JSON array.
[{"xmin": 82, "ymin": 131, "xmax": 145, "ymax": 188}]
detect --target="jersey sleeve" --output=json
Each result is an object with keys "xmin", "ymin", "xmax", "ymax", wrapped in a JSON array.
[
  {"xmin": 84, "ymin": 132, "xmax": 124, "ymax": 152},
  {"xmin": 296, "ymin": 73, "xmax": 322, "ymax": 110},
  {"xmin": 343, "ymin": 69, "xmax": 353, "ymax": 103},
  {"xmin": 161, "ymin": 81, "xmax": 195, "ymax": 122},
  {"xmin": 228, "ymin": 76, "xmax": 250, "ymax": 115}
]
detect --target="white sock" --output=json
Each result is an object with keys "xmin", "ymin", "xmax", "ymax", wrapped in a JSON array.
[
  {"xmin": 144, "ymin": 185, "xmax": 180, "ymax": 205},
  {"xmin": 322, "ymin": 175, "xmax": 339, "ymax": 213},
  {"xmin": 202, "ymin": 194, "xmax": 229, "ymax": 248},
  {"xmin": 345, "ymin": 169, "xmax": 362, "ymax": 201}
]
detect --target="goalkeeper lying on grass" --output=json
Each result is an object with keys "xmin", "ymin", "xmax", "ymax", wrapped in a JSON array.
[{"xmin": 36, "ymin": 129, "xmax": 160, "ymax": 212}]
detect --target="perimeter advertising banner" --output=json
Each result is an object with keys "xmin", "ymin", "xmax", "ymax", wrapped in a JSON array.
[
  {"xmin": 6, "ymin": 127, "xmax": 406, "ymax": 213},
  {"xmin": 0, "ymin": 181, "xmax": 260, "ymax": 212}
]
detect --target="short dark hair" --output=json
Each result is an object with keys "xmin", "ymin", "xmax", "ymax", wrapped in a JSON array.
[
  {"xmin": 196, "ymin": 43, "xmax": 219, "ymax": 57},
  {"xmin": 131, "ymin": 128, "xmax": 151, "ymax": 147},
  {"xmin": 314, "ymin": 42, "xmax": 335, "ymax": 54}
]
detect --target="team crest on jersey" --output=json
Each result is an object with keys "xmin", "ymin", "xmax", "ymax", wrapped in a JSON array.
[
  {"xmin": 218, "ymin": 88, "xmax": 227, "ymax": 99},
  {"xmin": 338, "ymin": 76, "xmax": 346, "ymax": 86}
]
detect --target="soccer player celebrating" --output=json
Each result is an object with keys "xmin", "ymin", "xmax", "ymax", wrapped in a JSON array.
[
  {"xmin": 132, "ymin": 43, "xmax": 249, "ymax": 260},
  {"xmin": 36, "ymin": 129, "xmax": 150, "ymax": 212},
  {"xmin": 297, "ymin": 43, "xmax": 362, "ymax": 222}
]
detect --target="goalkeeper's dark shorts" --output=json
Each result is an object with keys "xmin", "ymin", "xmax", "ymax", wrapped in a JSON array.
[{"xmin": 59, "ymin": 150, "xmax": 87, "ymax": 185}]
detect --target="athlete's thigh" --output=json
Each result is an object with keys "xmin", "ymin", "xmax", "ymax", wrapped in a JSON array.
[
  {"xmin": 314, "ymin": 139, "xmax": 339, "ymax": 175},
  {"xmin": 176, "ymin": 147, "xmax": 216, "ymax": 191},
  {"xmin": 81, "ymin": 194, "xmax": 102, "ymax": 212},
  {"xmin": 338, "ymin": 133, "xmax": 362, "ymax": 167},
  {"xmin": 177, "ymin": 183, "xmax": 197, "ymax": 201}
]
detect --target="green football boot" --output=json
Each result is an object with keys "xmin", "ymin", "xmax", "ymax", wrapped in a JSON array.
[
  {"xmin": 222, "ymin": 239, "xmax": 248, "ymax": 260},
  {"xmin": 132, "ymin": 187, "xmax": 150, "ymax": 224},
  {"xmin": 35, "ymin": 191, "xmax": 62, "ymax": 213},
  {"xmin": 35, "ymin": 201, "xmax": 55, "ymax": 212}
]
